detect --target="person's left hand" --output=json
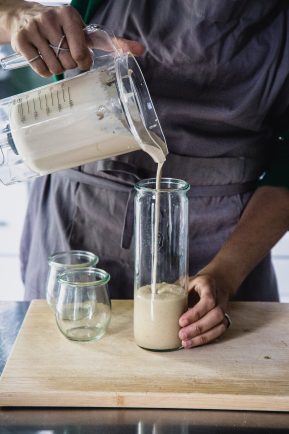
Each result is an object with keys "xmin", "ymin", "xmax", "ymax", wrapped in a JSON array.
[{"xmin": 178, "ymin": 273, "xmax": 231, "ymax": 348}]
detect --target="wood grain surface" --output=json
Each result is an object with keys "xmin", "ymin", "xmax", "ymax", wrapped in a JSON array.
[{"xmin": 0, "ymin": 300, "xmax": 289, "ymax": 410}]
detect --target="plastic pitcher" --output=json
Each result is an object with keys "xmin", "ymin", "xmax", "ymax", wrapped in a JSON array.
[{"xmin": 0, "ymin": 25, "xmax": 167, "ymax": 185}]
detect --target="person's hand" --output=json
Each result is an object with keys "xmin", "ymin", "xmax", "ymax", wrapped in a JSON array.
[
  {"xmin": 8, "ymin": 3, "xmax": 144, "ymax": 77},
  {"xmin": 178, "ymin": 273, "xmax": 232, "ymax": 348}
]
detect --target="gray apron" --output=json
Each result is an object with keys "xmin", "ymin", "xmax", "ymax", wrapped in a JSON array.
[{"xmin": 21, "ymin": 0, "xmax": 289, "ymax": 300}]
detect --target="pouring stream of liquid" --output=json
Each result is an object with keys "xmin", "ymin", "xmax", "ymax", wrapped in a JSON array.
[{"xmin": 151, "ymin": 162, "xmax": 163, "ymax": 294}]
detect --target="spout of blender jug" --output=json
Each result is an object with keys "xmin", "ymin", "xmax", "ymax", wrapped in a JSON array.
[
  {"xmin": 115, "ymin": 53, "xmax": 168, "ymax": 164},
  {"xmin": 0, "ymin": 25, "xmax": 120, "ymax": 71}
]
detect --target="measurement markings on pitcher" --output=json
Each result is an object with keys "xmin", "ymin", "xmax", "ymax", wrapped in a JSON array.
[
  {"xmin": 33, "ymin": 98, "xmax": 38, "ymax": 120},
  {"xmin": 18, "ymin": 100, "xmax": 25, "ymax": 123},
  {"xmin": 56, "ymin": 90, "xmax": 62, "ymax": 112},
  {"xmin": 38, "ymin": 90, "xmax": 42, "ymax": 111},
  {"xmin": 67, "ymin": 87, "xmax": 73, "ymax": 108},
  {"xmin": 50, "ymin": 89, "xmax": 54, "ymax": 107},
  {"xmin": 45, "ymin": 94, "xmax": 50, "ymax": 115},
  {"xmin": 62, "ymin": 84, "xmax": 66, "ymax": 102}
]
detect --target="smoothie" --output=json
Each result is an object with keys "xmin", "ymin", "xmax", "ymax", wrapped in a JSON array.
[{"xmin": 134, "ymin": 282, "xmax": 188, "ymax": 350}]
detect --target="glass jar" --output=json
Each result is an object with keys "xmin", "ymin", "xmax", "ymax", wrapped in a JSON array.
[
  {"xmin": 55, "ymin": 267, "xmax": 111, "ymax": 342},
  {"xmin": 134, "ymin": 178, "xmax": 190, "ymax": 351},
  {"xmin": 46, "ymin": 250, "xmax": 99, "ymax": 311}
]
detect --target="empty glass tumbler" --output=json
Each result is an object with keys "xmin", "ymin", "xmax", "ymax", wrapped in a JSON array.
[
  {"xmin": 55, "ymin": 267, "xmax": 111, "ymax": 342},
  {"xmin": 134, "ymin": 178, "xmax": 190, "ymax": 351},
  {"xmin": 46, "ymin": 250, "xmax": 99, "ymax": 311}
]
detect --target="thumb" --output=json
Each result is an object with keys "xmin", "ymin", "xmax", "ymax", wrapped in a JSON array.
[
  {"xmin": 188, "ymin": 274, "xmax": 217, "ymax": 299},
  {"xmin": 114, "ymin": 37, "xmax": 145, "ymax": 56}
]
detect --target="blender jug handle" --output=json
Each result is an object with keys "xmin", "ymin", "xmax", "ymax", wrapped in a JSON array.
[{"xmin": 0, "ymin": 24, "xmax": 120, "ymax": 71}]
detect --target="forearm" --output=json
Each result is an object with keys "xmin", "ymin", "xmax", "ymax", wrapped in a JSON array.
[
  {"xmin": 0, "ymin": 0, "xmax": 40, "ymax": 44},
  {"xmin": 199, "ymin": 186, "xmax": 289, "ymax": 296}
]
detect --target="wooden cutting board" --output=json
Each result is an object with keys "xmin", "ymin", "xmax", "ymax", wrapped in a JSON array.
[{"xmin": 0, "ymin": 300, "xmax": 289, "ymax": 411}]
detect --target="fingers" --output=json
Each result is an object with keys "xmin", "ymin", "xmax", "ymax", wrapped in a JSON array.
[
  {"xmin": 27, "ymin": 25, "xmax": 64, "ymax": 75},
  {"xmin": 11, "ymin": 4, "xmax": 145, "ymax": 78},
  {"xmin": 38, "ymin": 17, "xmax": 77, "ymax": 71},
  {"xmin": 182, "ymin": 321, "xmax": 227, "ymax": 349},
  {"xmin": 50, "ymin": 42, "xmax": 77, "ymax": 72},
  {"xmin": 15, "ymin": 35, "xmax": 50, "ymax": 77},
  {"xmin": 179, "ymin": 273, "xmax": 230, "ymax": 349},
  {"xmin": 61, "ymin": 6, "xmax": 92, "ymax": 70},
  {"xmin": 179, "ymin": 305, "xmax": 227, "ymax": 348},
  {"xmin": 11, "ymin": 5, "xmax": 91, "ymax": 76},
  {"xmin": 179, "ymin": 275, "xmax": 216, "ymax": 327}
]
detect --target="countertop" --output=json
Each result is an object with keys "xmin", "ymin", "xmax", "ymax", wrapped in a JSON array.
[{"xmin": 1, "ymin": 301, "xmax": 289, "ymax": 433}]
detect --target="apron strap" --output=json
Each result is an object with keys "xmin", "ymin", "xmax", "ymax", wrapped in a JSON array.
[
  {"xmin": 121, "ymin": 188, "xmax": 136, "ymax": 249},
  {"xmin": 188, "ymin": 180, "xmax": 257, "ymax": 197},
  {"xmin": 57, "ymin": 160, "xmax": 140, "ymax": 192},
  {"xmin": 56, "ymin": 165, "xmax": 257, "ymax": 250}
]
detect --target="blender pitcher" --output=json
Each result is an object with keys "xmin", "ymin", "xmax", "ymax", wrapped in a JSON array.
[{"xmin": 0, "ymin": 25, "xmax": 167, "ymax": 185}]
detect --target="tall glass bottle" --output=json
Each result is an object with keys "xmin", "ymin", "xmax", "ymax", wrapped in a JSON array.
[{"xmin": 134, "ymin": 178, "xmax": 190, "ymax": 351}]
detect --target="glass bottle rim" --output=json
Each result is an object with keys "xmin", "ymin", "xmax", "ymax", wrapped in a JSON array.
[
  {"xmin": 57, "ymin": 267, "xmax": 110, "ymax": 287},
  {"xmin": 135, "ymin": 177, "xmax": 190, "ymax": 193},
  {"xmin": 48, "ymin": 250, "xmax": 99, "ymax": 269}
]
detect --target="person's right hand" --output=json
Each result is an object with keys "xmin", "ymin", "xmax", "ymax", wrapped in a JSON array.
[{"xmin": 8, "ymin": 2, "xmax": 144, "ymax": 77}]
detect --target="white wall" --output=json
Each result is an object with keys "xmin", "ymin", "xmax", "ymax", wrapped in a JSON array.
[
  {"xmin": 0, "ymin": 183, "xmax": 28, "ymax": 300},
  {"xmin": 272, "ymin": 234, "xmax": 289, "ymax": 302}
]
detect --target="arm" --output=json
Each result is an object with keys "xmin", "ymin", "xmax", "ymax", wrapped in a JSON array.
[
  {"xmin": 0, "ymin": 0, "xmax": 30, "ymax": 44},
  {"xmin": 179, "ymin": 185, "xmax": 289, "ymax": 348}
]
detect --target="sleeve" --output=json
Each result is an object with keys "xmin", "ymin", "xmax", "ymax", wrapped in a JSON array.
[{"xmin": 70, "ymin": 0, "xmax": 104, "ymax": 24}]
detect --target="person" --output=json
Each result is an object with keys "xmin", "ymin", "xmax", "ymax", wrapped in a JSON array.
[{"xmin": 1, "ymin": 0, "xmax": 289, "ymax": 349}]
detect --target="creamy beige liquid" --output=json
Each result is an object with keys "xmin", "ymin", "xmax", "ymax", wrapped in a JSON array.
[
  {"xmin": 134, "ymin": 283, "xmax": 188, "ymax": 350},
  {"xmin": 9, "ymin": 69, "xmax": 140, "ymax": 175},
  {"xmin": 151, "ymin": 162, "xmax": 163, "ymax": 293}
]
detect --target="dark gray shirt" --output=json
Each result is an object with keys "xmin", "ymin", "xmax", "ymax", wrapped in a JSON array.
[{"xmin": 21, "ymin": 0, "xmax": 289, "ymax": 300}]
